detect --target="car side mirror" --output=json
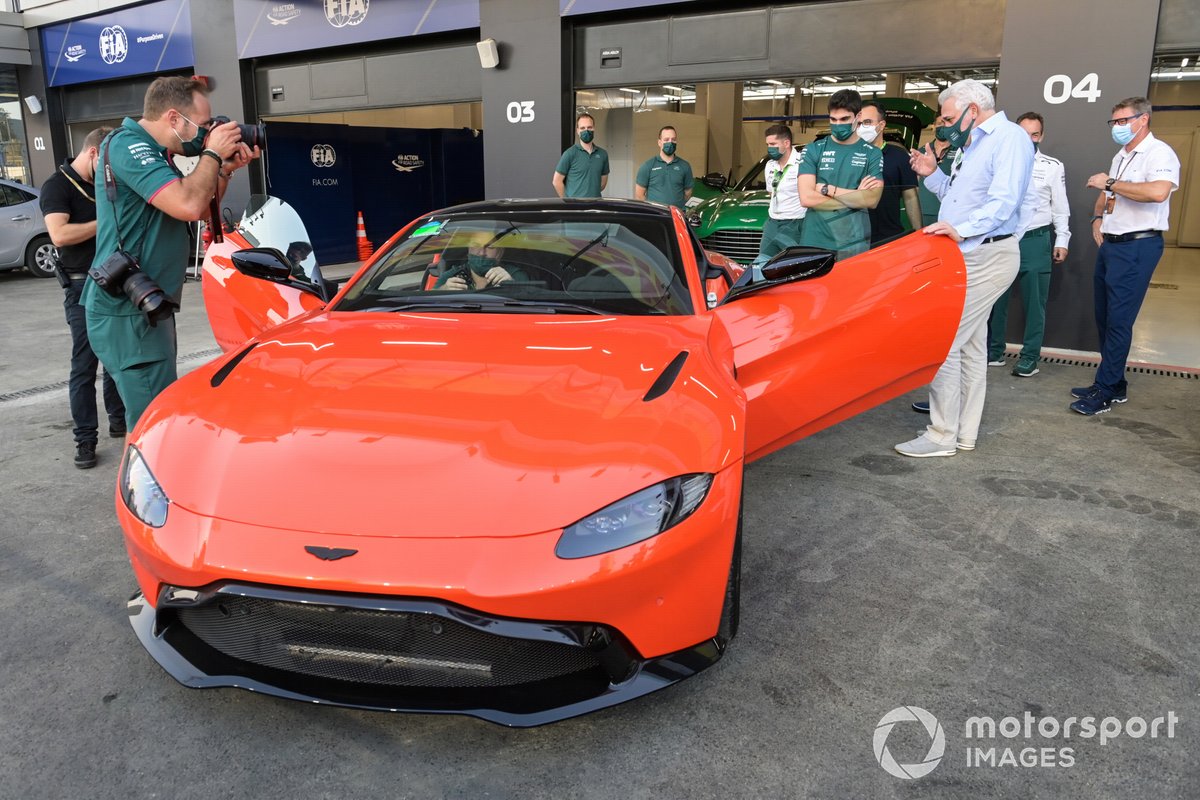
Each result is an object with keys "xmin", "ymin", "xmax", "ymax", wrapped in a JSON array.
[
  {"xmin": 231, "ymin": 247, "xmax": 329, "ymax": 301},
  {"xmin": 700, "ymin": 172, "xmax": 728, "ymax": 190},
  {"xmin": 720, "ymin": 246, "xmax": 836, "ymax": 304}
]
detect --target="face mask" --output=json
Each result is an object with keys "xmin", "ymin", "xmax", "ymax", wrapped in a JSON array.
[
  {"xmin": 830, "ymin": 123, "xmax": 855, "ymax": 142},
  {"xmin": 935, "ymin": 108, "xmax": 975, "ymax": 149},
  {"xmin": 1111, "ymin": 118, "xmax": 1139, "ymax": 146},
  {"xmin": 467, "ymin": 253, "xmax": 497, "ymax": 275},
  {"xmin": 579, "ymin": 130, "xmax": 594, "ymax": 144},
  {"xmin": 767, "ymin": 146, "xmax": 783, "ymax": 161},
  {"xmin": 661, "ymin": 142, "xmax": 677, "ymax": 156},
  {"xmin": 857, "ymin": 124, "xmax": 879, "ymax": 144},
  {"xmin": 173, "ymin": 112, "xmax": 208, "ymax": 157}
]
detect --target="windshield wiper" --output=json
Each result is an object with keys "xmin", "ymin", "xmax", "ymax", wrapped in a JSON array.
[
  {"xmin": 561, "ymin": 228, "xmax": 609, "ymax": 272},
  {"xmin": 361, "ymin": 296, "xmax": 607, "ymax": 315}
]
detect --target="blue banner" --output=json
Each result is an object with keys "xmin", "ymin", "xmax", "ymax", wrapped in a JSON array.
[
  {"xmin": 263, "ymin": 122, "xmax": 358, "ymax": 265},
  {"xmin": 235, "ymin": 0, "xmax": 480, "ymax": 59},
  {"xmin": 560, "ymin": 0, "xmax": 696, "ymax": 15},
  {"xmin": 41, "ymin": 0, "xmax": 195, "ymax": 88}
]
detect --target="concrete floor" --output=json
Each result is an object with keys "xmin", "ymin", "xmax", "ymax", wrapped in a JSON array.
[{"xmin": 1, "ymin": 269, "xmax": 1197, "ymax": 799}]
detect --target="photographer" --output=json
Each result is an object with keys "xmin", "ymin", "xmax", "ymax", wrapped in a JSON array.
[
  {"xmin": 83, "ymin": 76, "xmax": 259, "ymax": 437},
  {"xmin": 40, "ymin": 126, "xmax": 126, "ymax": 469}
]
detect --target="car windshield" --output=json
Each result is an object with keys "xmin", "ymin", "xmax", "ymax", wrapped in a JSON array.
[{"xmin": 335, "ymin": 212, "xmax": 693, "ymax": 316}]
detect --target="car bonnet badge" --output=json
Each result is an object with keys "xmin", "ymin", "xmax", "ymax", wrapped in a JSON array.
[{"xmin": 305, "ymin": 545, "xmax": 359, "ymax": 561}]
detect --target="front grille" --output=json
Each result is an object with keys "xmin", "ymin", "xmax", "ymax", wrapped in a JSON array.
[
  {"xmin": 701, "ymin": 228, "xmax": 763, "ymax": 264},
  {"xmin": 176, "ymin": 596, "xmax": 601, "ymax": 689}
]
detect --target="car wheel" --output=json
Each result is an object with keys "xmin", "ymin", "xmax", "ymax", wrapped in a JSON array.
[
  {"xmin": 717, "ymin": 496, "xmax": 742, "ymax": 646},
  {"xmin": 26, "ymin": 237, "xmax": 58, "ymax": 279}
]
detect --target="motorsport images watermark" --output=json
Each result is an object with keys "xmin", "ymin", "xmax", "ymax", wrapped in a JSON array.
[{"xmin": 873, "ymin": 706, "xmax": 1180, "ymax": 779}]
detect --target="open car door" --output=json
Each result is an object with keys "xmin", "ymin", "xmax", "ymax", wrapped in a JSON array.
[
  {"xmin": 709, "ymin": 233, "xmax": 966, "ymax": 463},
  {"xmin": 202, "ymin": 196, "xmax": 328, "ymax": 353}
]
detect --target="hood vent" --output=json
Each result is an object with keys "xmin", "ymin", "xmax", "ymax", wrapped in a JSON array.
[
  {"xmin": 210, "ymin": 343, "xmax": 258, "ymax": 388},
  {"xmin": 643, "ymin": 350, "xmax": 689, "ymax": 402}
]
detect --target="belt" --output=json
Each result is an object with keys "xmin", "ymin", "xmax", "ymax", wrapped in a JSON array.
[
  {"xmin": 1023, "ymin": 224, "xmax": 1052, "ymax": 237},
  {"xmin": 981, "ymin": 233, "xmax": 1013, "ymax": 244},
  {"xmin": 1103, "ymin": 230, "xmax": 1162, "ymax": 243}
]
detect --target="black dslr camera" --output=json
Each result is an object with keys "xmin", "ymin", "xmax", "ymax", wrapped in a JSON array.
[
  {"xmin": 210, "ymin": 115, "xmax": 266, "ymax": 150},
  {"xmin": 88, "ymin": 249, "xmax": 178, "ymax": 326}
]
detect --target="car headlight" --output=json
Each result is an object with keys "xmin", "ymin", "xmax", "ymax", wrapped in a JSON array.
[
  {"xmin": 120, "ymin": 445, "xmax": 169, "ymax": 527},
  {"xmin": 555, "ymin": 474, "xmax": 714, "ymax": 559}
]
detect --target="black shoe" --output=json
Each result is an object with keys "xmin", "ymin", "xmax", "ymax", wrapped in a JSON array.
[
  {"xmin": 74, "ymin": 441, "xmax": 97, "ymax": 469},
  {"xmin": 912, "ymin": 401, "xmax": 930, "ymax": 413},
  {"xmin": 109, "ymin": 423, "xmax": 127, "ymax": 438},
  {"xmin": 1070, "ymin": 384, "xmax": 1127, "ymax": 403}
]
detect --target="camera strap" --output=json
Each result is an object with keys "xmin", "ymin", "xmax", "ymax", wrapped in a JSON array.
[{"xmin": 102, "ymin": 134, "xmax": 129, "ymax": 253}]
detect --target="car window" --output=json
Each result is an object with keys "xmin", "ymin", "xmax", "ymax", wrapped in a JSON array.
[
  {"xmin": 0, "ymin": 185, "xmax": 19, "ymax": 207},
  {"xmin": 735, "ymin": 159, "xmax": 768, "ymax": 192},
  {"xmin": 336, "ymin": 212, "xmax": 694, "ymax": 316}
]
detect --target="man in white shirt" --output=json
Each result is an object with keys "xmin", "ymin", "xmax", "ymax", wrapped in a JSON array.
[
  {"xmin": 754, "ymin": 124, "xmax": 806, "ymax": 266},
  {"xmin": 1072, "ymin": 97, "xmax": 1180, "ymax": 415},
  {"xmin": 988, "ymin": 112, "xmax": 1071, "ymax": 377}
]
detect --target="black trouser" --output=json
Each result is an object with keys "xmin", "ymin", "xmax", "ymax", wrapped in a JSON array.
[{"xmin": 63, "ymin": 278, "xmax": 125, "ymax": 443}]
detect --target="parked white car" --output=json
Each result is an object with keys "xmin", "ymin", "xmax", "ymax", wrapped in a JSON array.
[{"xmin": 0, "ymin": 178, "xmax": 57, "ymax": 279}]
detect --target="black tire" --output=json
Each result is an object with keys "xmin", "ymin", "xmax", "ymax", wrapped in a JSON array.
[
  {"xmin": 717, "ymin": 495, "xmax": 743, "ymax": 646},
  {"xmin": 25, "ymin": 236, "xmax": 58, "ymax": 279}
]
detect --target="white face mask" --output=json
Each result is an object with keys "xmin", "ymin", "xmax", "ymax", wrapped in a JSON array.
[{"xmin": 857, "ymin": 124, "xmax": 879, "ymax": 144}]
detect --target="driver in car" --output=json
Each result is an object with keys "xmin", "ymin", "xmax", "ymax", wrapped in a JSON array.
[{"xmin": 436, "ymin": 231, "xmax": 524, "ymax": 290}]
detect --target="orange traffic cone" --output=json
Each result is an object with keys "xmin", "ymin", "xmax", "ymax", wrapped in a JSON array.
[{"xmin": 356, "ymin": 211, "xmax": 373, "ymax": 261}]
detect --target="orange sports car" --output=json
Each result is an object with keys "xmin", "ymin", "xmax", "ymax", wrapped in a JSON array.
[{"xmin": 119, "ymin": 196, "xmax": 964, "ymax": 726}]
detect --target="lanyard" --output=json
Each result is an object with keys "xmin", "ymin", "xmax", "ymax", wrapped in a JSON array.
[
  {"xmin": 59, "ymin": 166, "xmax": 95, "ymax": 203},
  {"xmin": 948, "ymin": 149, "xmax": 965, "ymax": 187},
  {"xmin": 1111, "ymin": 151, "xmax": 1138, "ymax": 188}
]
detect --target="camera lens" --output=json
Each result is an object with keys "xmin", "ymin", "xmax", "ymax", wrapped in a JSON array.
[
  {"xmin": 238, "ymin": 122, "xmax": 266, "ymax": 150},
  {"xmin": 123, "ymin": 271, "xmax": 168, "ymax": 316}
]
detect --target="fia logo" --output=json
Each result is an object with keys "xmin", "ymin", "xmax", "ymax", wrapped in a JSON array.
[
  {"xmin": 99, "ymin": 25, "xmax": 128, "ymax": 65},
  {"xmin": 311, "ymin": 144, "xmax": 337, "ymax": 168},
  {"xmin": 65, "ymin": 44, "xmax": 87, "ymax": 63},
  {"xmin": 324, "ymin": 0, "xmax": 369, "ymax": 28}
]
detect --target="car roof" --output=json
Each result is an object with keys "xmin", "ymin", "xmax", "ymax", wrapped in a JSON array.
[{"xmin": 431, "ymin": 198, "xmax": 674, "ymax": 218}]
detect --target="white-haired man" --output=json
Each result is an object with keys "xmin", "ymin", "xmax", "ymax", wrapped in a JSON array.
[{"xmin": 896, "ymin": 79, "xmax": 1034, "ymax": 457}]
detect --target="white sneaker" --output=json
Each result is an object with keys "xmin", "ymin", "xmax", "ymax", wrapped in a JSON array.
[
  {"xmin": 987, "ymin": 357, "xmax": 1006, "ymax": 367},
  {"xmin": 956, "ymin": 439, "xmax": 976, "ymax": 451},
  {"xmin": 895, "ymin": 435, "xmax": 957, "ymax": 458}
]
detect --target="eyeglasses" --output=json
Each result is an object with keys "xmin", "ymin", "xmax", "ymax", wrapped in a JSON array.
[{"xmin": 1106, "ymin": 114, "xmax": 1144, "ymax": 127}]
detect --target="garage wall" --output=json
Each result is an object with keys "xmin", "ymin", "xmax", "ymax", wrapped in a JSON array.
[
  {"xmin": 574, "ymin": 0, "xmax": 1006, "ymax": 88},
  {"xmin": 253, "ymin": 44, "xmax": 482, "ymax": 117}
]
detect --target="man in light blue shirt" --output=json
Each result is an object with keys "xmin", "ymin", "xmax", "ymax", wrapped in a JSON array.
[{"xmin": 895, "ymin": 79, "xmax": 1034, "ymax": 458}]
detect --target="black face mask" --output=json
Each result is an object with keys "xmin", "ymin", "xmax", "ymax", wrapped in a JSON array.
[{"xmin": 174, "ymin": 113, "xmax": 209, "ymax": 157}]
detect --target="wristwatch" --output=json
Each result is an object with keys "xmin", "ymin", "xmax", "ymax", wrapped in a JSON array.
[
  {"xmin": 820, "ymin": 183, "xmax": 831, "ymax": 197},
  {"xmin": 1104, "ymin": 177, "xmax": 1116, "ymax": 190}
]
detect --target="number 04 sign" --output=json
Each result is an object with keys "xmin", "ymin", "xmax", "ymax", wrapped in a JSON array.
[{"xmin": 1043, "ymin": 73, "xmax": 1102, "ymax": 104}]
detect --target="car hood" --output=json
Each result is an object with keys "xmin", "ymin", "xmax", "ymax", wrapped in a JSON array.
[
  {"xmin": 692, "ymin": 190, "xmax": 768, "ymax": 235},
  {"xmin": 137, "ymin": 312, "xmax": 741, "ymax": 538}
]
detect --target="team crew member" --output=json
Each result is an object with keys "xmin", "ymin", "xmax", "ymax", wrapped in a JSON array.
[
  {"xmin": 552, "ymin": 113, "xmax": 609, "ymax": 198},
  {"xmin": 635, "ymin": 126, "xmax": 694, "ymax": 209},
  {"xmin": 988, "ymin": 112, "xmax": 1071, "ymax": 378},
  {"xmin": 85, "ymin": 76, "xmax": 259, "ymax": 434},
  {"xmin": 798, "ymin": 89, "xmax": 883, "ymax": 259},
  {"xmin": 1072, "ymin": 96, "xmax": 1179, "ymax": 416},
  {"xmin": 754, "ymin": 124, "xmax": 806, "ymax": 265},
  {"xmin": 917, "ymin": 138, "xmax": 956, "ymax": 227},
  {"xmin": 859, "ymin": 100, "xmax": 921, "ymax": 245},
  {"xmin": 39, "ymin": 127, "xmax": 126, "ymax": 469},
  {"xmin": 896, "ymin": 79, "xmax": 1033, "ymax": 457}
]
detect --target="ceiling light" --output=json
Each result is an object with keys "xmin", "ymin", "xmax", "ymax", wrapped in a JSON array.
[
  {"xmin": 1182, "ymin": 58, "xmax": 1190, "ymax": 67},
  {"xmin": 765, "ymin": 79, "xmax": 786, "ymax": 86},
  {"xmin": 821, "ymin": 76, "xmax": 838, "ymax": 83},
  {"xmin": 662, "ymin": 85, "xmax": 685, "ymax": 91},
  {"xmin": 618, "ymin": 87, "xmax": 641, "ymax": 94}
]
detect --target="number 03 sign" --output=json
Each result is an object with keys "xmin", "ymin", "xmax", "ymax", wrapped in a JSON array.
[{"xmin": 1043, "ymin": 73, "xmax": 1102, "ymax": 104}]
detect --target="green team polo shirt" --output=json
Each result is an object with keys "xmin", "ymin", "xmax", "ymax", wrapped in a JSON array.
[
  {"xmin": 798, "ymin": 137, "xmax": 883, "ymax": 253},
  {"xmin": 635, "ymin": 154, "xmax": 694, "ymax": 209},
  {"xmin": 555, "ymin": 143, "xmax": 610, "ymax": 198},
  {"xmin": 83, "ymin": 117, "xmax": 189, "ymax": 316}
]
